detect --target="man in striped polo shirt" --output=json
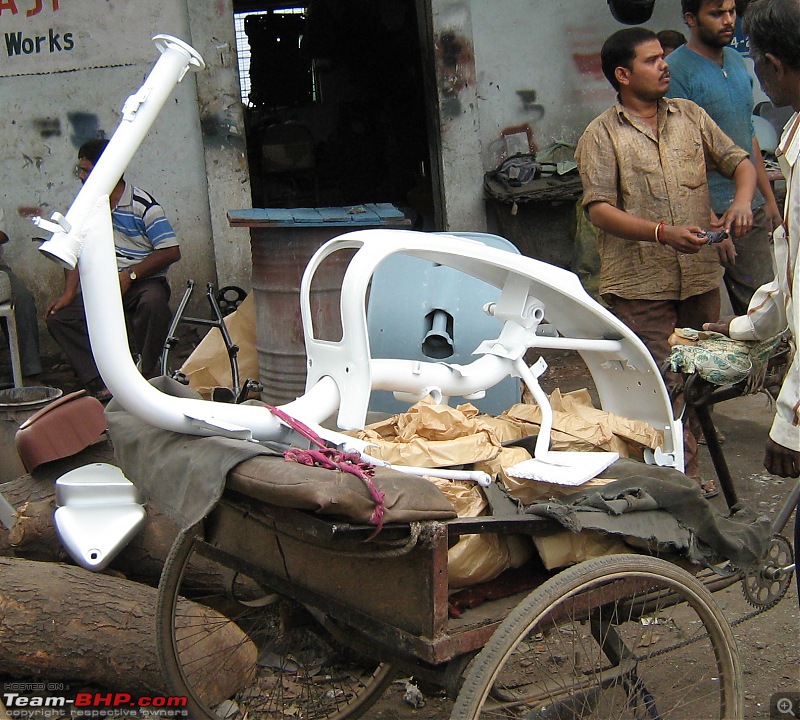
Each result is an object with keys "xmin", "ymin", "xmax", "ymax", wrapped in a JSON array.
[{"xmin": 45, "ymin": 139, "xmax": 181, "ymax": 401}]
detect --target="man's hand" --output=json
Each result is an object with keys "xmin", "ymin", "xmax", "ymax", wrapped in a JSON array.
[
  {"xmin": 44, "ymin": 293, "xmax": 74, "ymax": 319},
  {"xmin": 764, "ymin": 198, "xmax": 783, "ymax": 233},
  {"xmin": 659, "ymin": 224, "xmax": 709, "ymax": 253},
  {"xmin": 702, "ymin": 318, "xmax": 733, "ymax": 335},
  {"xmin": 714, "ymin": 236, "xmax": 737, "ymax": 266},
  {"xmin": 707, "ymin": 213, "xmax": 737, "ymax": 264},
  {"xmin": 119, "ymin": 268, "xmax": 133, "ymax": 296},
  {"xmin": 719, "ymin": 200, "xmax": 753, "ymax": 239},
  {"xmin": 764, "ymin": 438, "xmax": 800, "ymax": 478}
]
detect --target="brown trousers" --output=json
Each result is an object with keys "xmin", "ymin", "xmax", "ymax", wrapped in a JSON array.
[{"xmin": 605, "ymin": 288, "xmax": 721, "ymax": 478}]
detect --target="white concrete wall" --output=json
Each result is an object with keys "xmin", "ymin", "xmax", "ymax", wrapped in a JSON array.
[
  {"xmin": 429, "ymin": 0, "xmax": 487, "ymax": 231},
  {"xmin": 470, "ymin": 0, "xmax": 688, "ymax": 163},
  {"xmin": 0, "ymin": 0, "xmax": 250, "ymax": 355},
  {"xmin": 187, "ymin": 3, "xmax": 253, "ymax": 292}
]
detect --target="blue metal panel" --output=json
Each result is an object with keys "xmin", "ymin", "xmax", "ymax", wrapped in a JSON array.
[
  {"xmin": 227, "ymin": 204, "xmax": 412, "ymax": 228},
  {"xmin": 367, "ymin": 232, "xmax": 522, "ymax": 415}
]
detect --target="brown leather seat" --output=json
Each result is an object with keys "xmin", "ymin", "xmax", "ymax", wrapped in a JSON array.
[{"xmin": 15, "ymin": 390, "xmax": 107, "ymax": 472}]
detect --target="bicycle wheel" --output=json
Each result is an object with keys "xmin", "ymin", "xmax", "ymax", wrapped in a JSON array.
[
  {"xmin": 452, "ymin": 554, "xmax": 742, "ymax": 719},
  {"xmin": 156, "ymin": 527, "xmax": 396, "ymax": 720}
]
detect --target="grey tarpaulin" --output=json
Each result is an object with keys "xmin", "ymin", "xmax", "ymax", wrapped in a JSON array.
[
  {"xmin": 523, "ymin": 458, "xmax": 772, "ymax": 570},
  {"xmin": 105, "ymin": 376, "xmax": 285, "ymax": 529},
  {"xmin": 105, "ymin": 376, "xmax": 457, "ymax": 530}
]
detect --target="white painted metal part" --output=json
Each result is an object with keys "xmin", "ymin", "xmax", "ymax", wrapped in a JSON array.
[
  {"xmin": 35, "ymin": 35, "xmax": 683, "ymax": 484},
  {"xmin": 54, "ymin": 463, "xmax": 146, "ymax": 571},
  {"xmin": 301, "ymin": 229, "xmax": 682, "ymax": 471}
]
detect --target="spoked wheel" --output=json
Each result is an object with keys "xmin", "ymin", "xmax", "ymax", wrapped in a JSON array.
[
  {"xmin": 451, "ymin": 554, "xmax": 742, "ymax": 719},
  {"xmin": 156, "ymin": 527, "xmax": 396, "ymax": 720}
]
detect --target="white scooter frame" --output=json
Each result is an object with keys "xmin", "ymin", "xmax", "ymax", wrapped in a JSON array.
[{"xmin": 34, "ymin": 35, "xmax": 683, "ymax": 482}]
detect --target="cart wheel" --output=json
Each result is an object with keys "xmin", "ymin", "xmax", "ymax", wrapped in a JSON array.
[
  {"xmin": 156, "ymin": 527, "xmax": 396, "ymax": 720},
  {"xmin": 451, "ymin": 554, "xmax": 742, "ymax": 720}
]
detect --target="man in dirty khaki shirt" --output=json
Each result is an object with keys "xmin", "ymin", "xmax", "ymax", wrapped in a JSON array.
[{"xmin": 575, "ymin": 26, "xmax": 756, "ymax": 486}]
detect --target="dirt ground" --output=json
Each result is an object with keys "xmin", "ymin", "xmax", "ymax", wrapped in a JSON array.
[{"xmin": 1, "ymin": 349, "xmax": 797, "ymax": 719}]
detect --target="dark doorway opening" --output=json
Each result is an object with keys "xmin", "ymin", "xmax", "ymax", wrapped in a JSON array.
[{"xmin": 233, "ymin": 0, "xmax": 436, "ymax": 229}]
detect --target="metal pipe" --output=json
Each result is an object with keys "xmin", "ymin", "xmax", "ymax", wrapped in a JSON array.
[
  {"xmin": 33, "ymin": 37, "xmax": 341, "ymax": 442},
  {"xmin": 37, "ymin": 36, "xmax": 205, "ymax": 269}
]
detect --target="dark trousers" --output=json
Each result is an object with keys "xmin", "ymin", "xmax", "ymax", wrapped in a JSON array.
[
  {"xmin": 46, "ymin": 277, "xmax": 172, "ymax": 387},
  {"xmin": 796, "ymin": 497, "xmax": 799, "ymax": 602},
  {"xmin": 606, "ymin": 288, "xmax": 721, "ymax": 478},
  {"xmin": 724, "ymin": 207, "xmax": 775, "ymax": 316}
]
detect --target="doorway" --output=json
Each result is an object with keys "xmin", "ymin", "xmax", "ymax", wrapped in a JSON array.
[{"xmin": 232, "ymin": 0, "xmax": 437, "ymax": 229}]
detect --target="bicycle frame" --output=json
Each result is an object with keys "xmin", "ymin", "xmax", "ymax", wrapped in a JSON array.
[{"xmin": 34, "ymin": 35, "xmax": 683, "ymax": 473}]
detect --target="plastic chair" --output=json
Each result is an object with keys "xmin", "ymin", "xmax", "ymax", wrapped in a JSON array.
[{"xmin": 0, "ymin": 299, "xmax": 23, "ymax": 388}]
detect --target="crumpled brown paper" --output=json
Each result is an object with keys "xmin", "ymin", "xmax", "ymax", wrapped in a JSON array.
[
  {"xmin": 475, "ymin": 444, "xmax": 616, "ymax": 506},
  {"xmin": 351, "ymin": 390, "xmax": 661, "ymax": 580},
  {"xmin": 354, "ymin": 400, "xmax": 502, "ymax": 467},
  {"xmin": 476, "ymin": 445, "xmax": 628, "ymax": 571},
  {"xmin": 428, "ymin": 476, "xmax": 515, "ymax": 588},
  {"xmin": 179, "ymin": 294, "xmax": 259, "ymax": 400},
  {"xmin": 533, "ymin": 530, "xmax": 630, "ymax": 570},
  {"xmin": 475, "ymin": 389, "xmax": 664, "ymax": 571},
  {"xmin": 353, "ymin": 401, "xmax": 515, "ymax": 587},
  {"xmin": 509, "ymin": 387, "xmax": 664, "ymax": 459}
]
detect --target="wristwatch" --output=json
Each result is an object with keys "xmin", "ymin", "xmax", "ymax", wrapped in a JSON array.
[{"xmin": 127, "ymin": 268, "xmax": 137, "ymax": 281}]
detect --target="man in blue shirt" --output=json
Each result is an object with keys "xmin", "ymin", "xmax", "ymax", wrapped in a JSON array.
[
  {"xmin": 46, "ymin": 139, "xmax": 181, "ymax": 400},
  {"xmin": 666, "ymin": 0, "xmax": 782, "ymax": 315}
]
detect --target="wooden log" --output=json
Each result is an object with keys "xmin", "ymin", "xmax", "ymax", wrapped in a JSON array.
[
  {"xmin": 0, "ymin": 445, "xmax": 181, "ymax": 583},
  {"xmin": 4, "ymin": 497, "xmax": 66, "ymax": 562},
  {"xmin": 0, "ymin": 557, "xmax": 256, "ymax": 701}
]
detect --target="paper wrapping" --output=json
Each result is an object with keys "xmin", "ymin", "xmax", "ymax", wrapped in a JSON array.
[
  {"xmin": 354, "ymin": 401, "xmax": 502, "ymax": 467},
  {"xmin": 475, "ymin": 445, "xmax": 617, "ymax": 505},
  {"xmin": 511, "ymin": 387, "xmax": 664, "ymax": 459},
  {"xmin": 348, "ymin": 389, "xmax": 663, "ymax": 579},
  {"xmin": 428, "ymin": 477, "xmax": 512, "ymax": 588},
  {"xmin": 533, "ymin": 531, "xmax": 630, "ymax": 571},
  {"xmin": 353, "ymin": 401, "xmax": 515, "ymax": 586}
]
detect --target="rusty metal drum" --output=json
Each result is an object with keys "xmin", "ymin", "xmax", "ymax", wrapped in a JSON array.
[{"xmin": 230, "ymin": 205, "xmax": 411, "ymax": 405}]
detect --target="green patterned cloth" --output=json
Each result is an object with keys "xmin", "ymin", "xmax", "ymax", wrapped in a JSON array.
[{"xmin": 669, "ymin": 328, "xmax": 783, "ymax": 391}]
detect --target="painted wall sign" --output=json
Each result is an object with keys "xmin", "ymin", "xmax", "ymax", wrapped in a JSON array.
[
  {"xmin": 0, "ymin": 0, "xmax": 181, "ymax": 76},
  {"xmin": 0, "ymin": 0, "xmax": 60, "ymax": 18}
]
